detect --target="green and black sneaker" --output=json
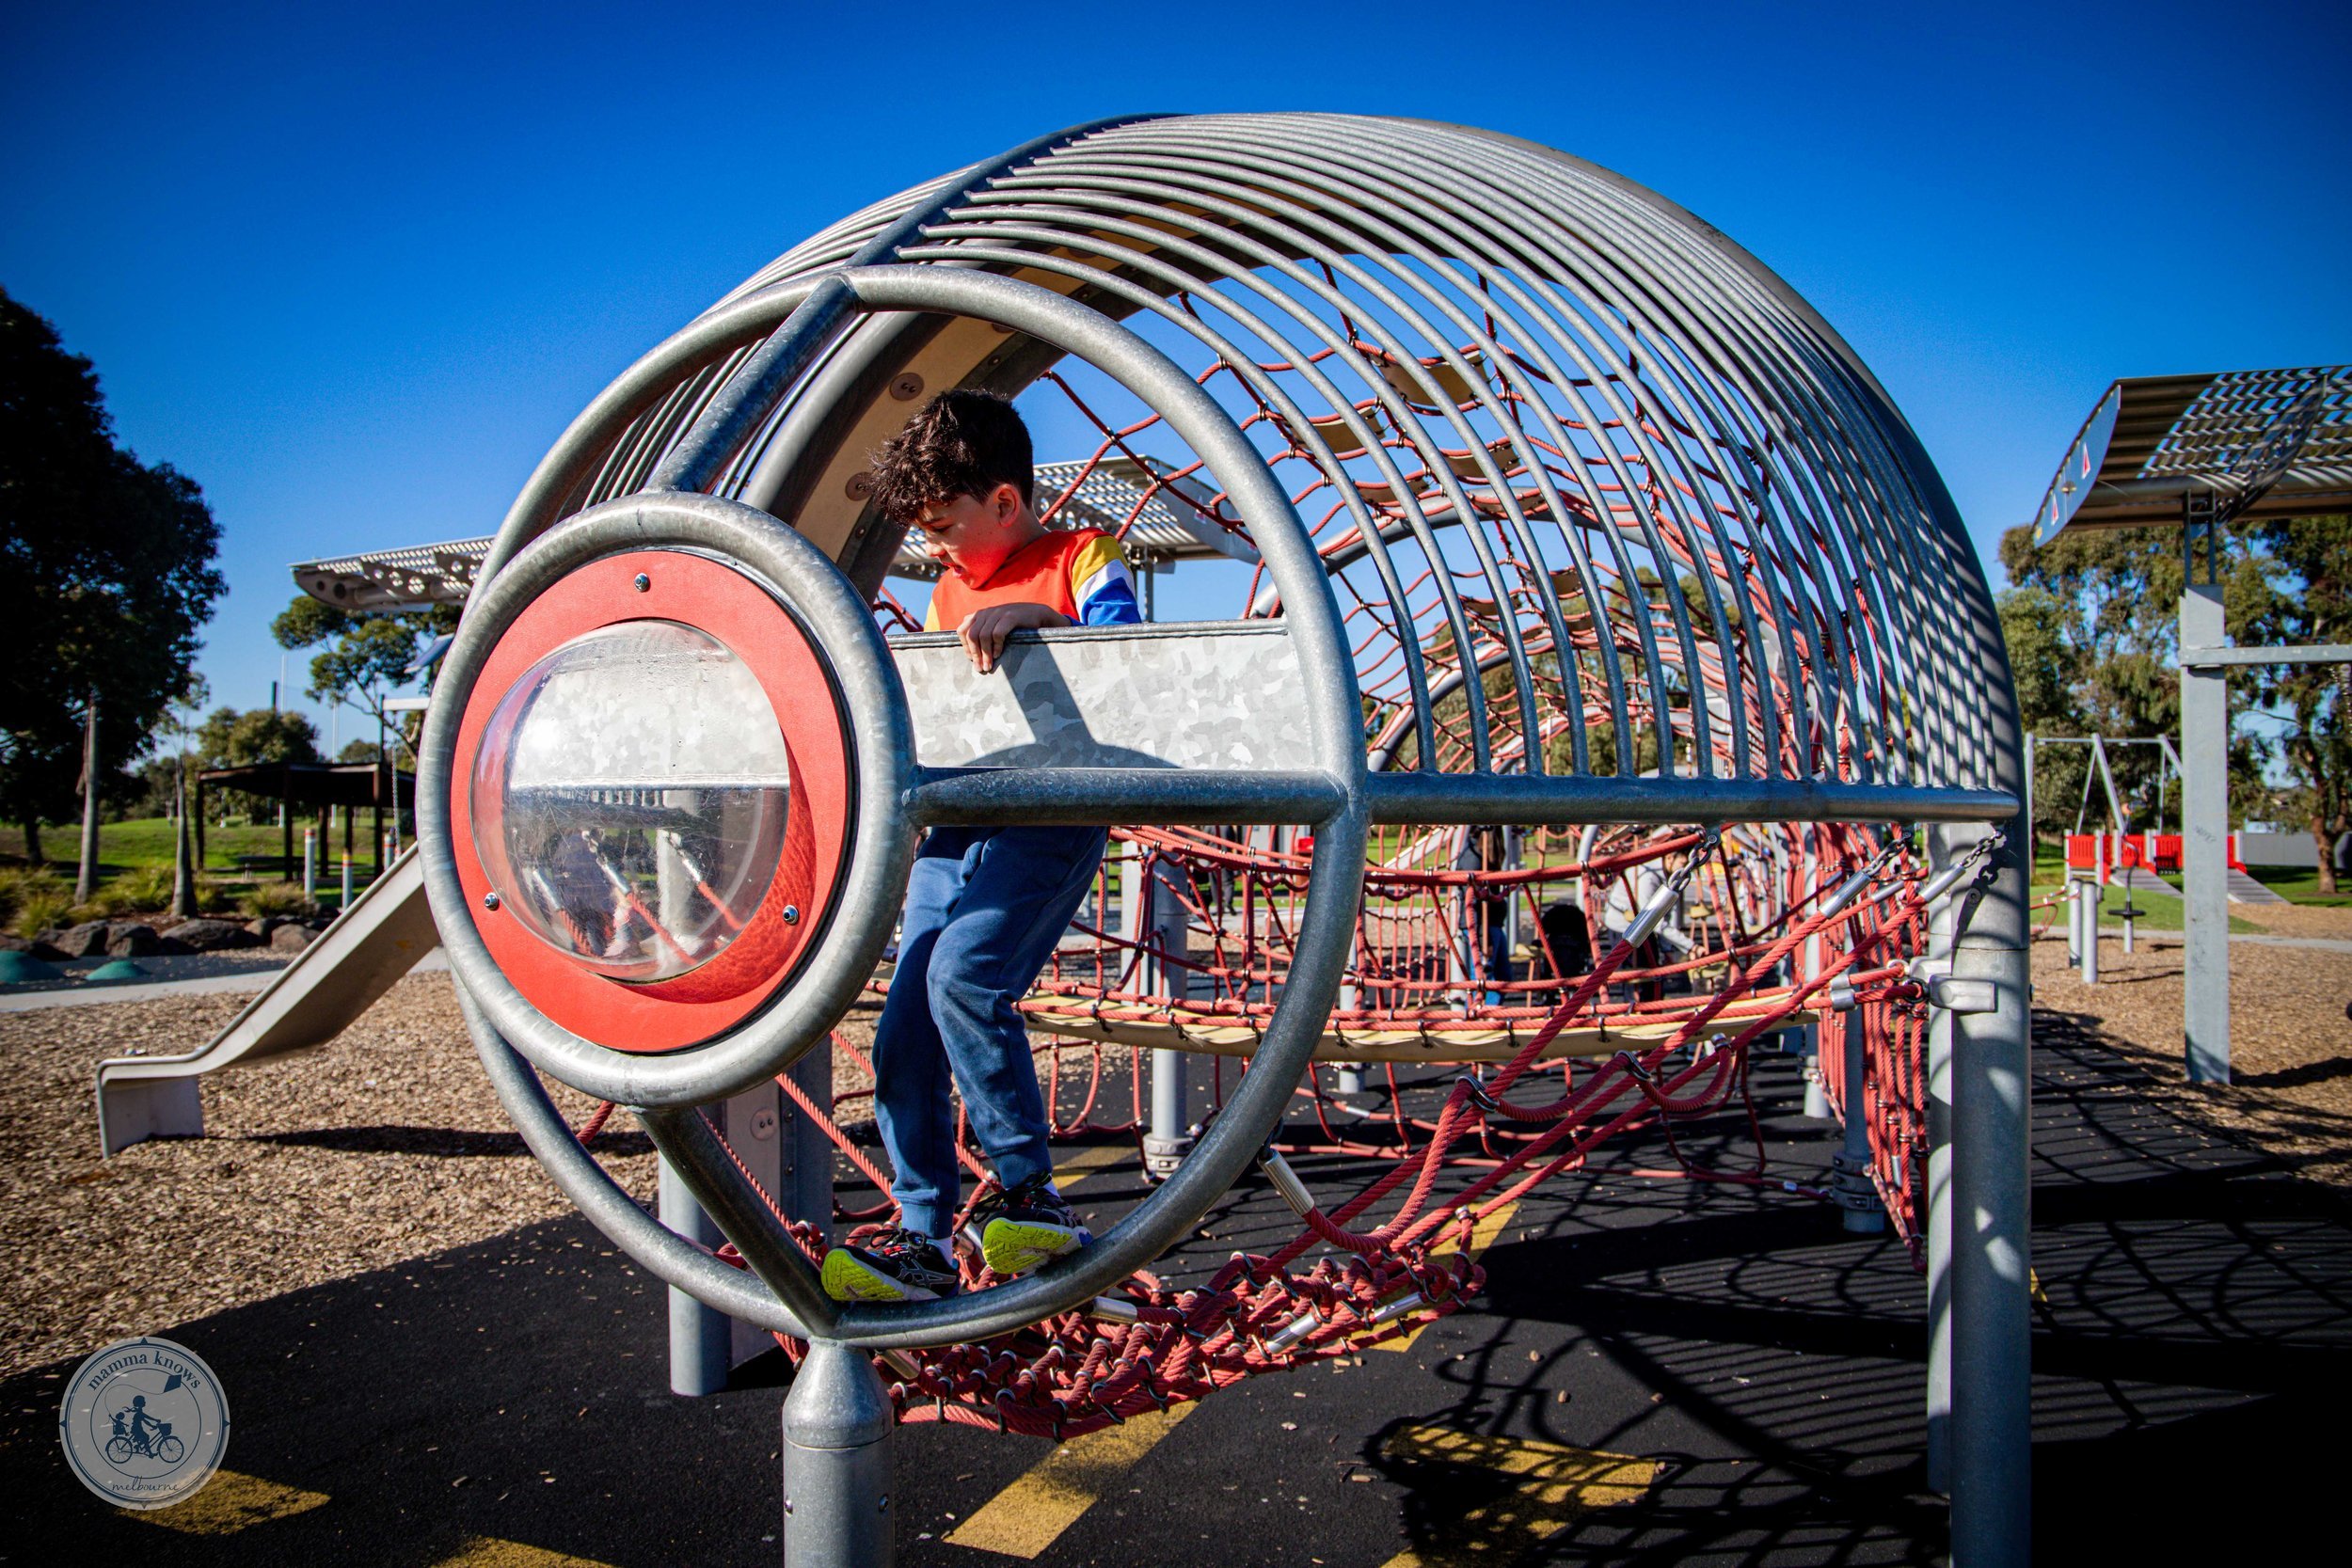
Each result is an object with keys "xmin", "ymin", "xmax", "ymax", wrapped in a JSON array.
[
  {"xmin": 819, "ymin": 1227, "xmax": 961, "ymax": 1303},
  {"xmin": 974, "ymin": 1173, "xmax": 1092, "ymax": 1276}
]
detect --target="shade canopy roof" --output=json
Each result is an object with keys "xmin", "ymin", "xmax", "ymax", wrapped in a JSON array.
[
  {"xmin": 2031, "ymin": 364, "xmax": 2352, "ymax": 543},
  {"xmin": 199, "ymin": 760, "xmax": 414, "ymax": 808},
  {"xmin": 291, "ymin": 453, "xmax": 1259, "ymax": 611}
]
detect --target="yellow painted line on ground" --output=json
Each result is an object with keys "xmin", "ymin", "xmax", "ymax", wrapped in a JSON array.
[
  {"xmin": 945, "ymin": 1402, "xmax": 1196, "ymax": 1559},
  {"xmin": 430, "ymin": 1537, "xmax": 623, "ymax": 1568},
  {"xmin": 135, "ymin": 1468, "xmax": 329, "ymax": 1534},
  {"xmin": 1052, "ymin": 1142, "xmax": 1130, "ymax": 1191},
  {"xmin": 1376, "ymin": 1425, "xmax": 1659, "ymax": 1568},
  {"xmin": 1375, "ymin": 1200, "xmax": 1519, "ymax": 1353}
]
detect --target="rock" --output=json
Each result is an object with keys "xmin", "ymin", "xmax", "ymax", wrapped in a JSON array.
[
  {"xmin": 269, "ymin": 923, "xmax": 316, "ymax": 954},
  {"xmin": 103, "ymin": 923, "xmax": 161, "ymax": 958},
  {"xmin": 55, "ymin": 921, "xmax": 112, "ymax": 959},
  {"xmin": 163, "ymin": 918, "xmax": 258, "ymax": 952}
]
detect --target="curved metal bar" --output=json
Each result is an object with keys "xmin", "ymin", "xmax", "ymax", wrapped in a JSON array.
[
  {"xmin": 648, "ymin": 116, "xmax": 1166, "ymax": 499},
  {"xmin": 640, "ymin": 1104, "xmax": 843, "ymax": 1339},
  {"xmin": 455, "ymin": 979, "xmax": 812, "ymax": 1338}
]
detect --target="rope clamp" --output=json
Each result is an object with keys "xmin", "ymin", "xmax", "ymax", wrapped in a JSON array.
[{"xmin": 1906, "ymin": 958, "xmax": 1998, "ymax": 1015}]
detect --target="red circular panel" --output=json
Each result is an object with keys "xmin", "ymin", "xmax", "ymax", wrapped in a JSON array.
[{"xmin": 449, "ymin": 549, "xmax": 851, "ymax": 1052}]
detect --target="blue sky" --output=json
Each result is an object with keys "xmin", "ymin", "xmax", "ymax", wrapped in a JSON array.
[{"xmin": 5, "ymin": 0, "xmax": 2347, "ymax": 748}]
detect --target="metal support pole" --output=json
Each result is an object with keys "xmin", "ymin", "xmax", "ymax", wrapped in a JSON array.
[
  {"xmin": 341, "ymin": 853, "xmax": 354, "ymax": 911},
  {"xmin": 1142, "ymin": 856, "xmax": 1195, "ymax": 1179},
  {"xmin": 1801, "ymin": 1023, "xmax": 1831, "ymax": 1119},
  {"xmin": 1833, "ymin": 1021, "xmax": 1885, "ymax": 1233},
  {"xmin": 303, "ymin": 828, "xmax": 318, "ymax": 904},
  {"xmin": 2062, "ymin": 876, "xmax": 2079, "ymax": 969},
  {"xmin": 1948, "ymin": 827, "xmax": 2032, "ymax": 1567},
  {"xmin": 1921, "ymin": 825, "xmax": 1966, "ymax": 1496},
  {"xmin": 2079, "ymin": 882, "xmax": 2099, "ymax": 987},
  {"xmin": 782, "ymin": 1338, "xmax": 897, "ymax": 1568},
  {"xmin": 660, "ymin": 1152, "xmax": 729, "ymax": 1397},
  {"xmin": 2181, "ymin": 583, "xmax": 2231, "ymax": 1082}
]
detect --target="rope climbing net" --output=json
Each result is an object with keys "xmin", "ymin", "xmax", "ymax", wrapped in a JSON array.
[{"xmin": 563, "ymin": 816, "xmax": 1976, "ymax": 1441}]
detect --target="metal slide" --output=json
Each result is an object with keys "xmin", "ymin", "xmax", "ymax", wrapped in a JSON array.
[{"xmin": 93, "ymin": 847, "xmax": 437, "ymax": 1155}]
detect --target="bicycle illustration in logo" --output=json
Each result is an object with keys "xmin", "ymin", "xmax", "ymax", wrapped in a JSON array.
[{"xmin": 104, "ymin": 1395, "xmax": 185, "ymax": 1467}]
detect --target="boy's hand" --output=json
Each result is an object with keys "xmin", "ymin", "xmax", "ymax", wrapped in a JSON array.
[{"xmin": 957, "ymin": 603, "xmax": 1069, "ymax": 673}]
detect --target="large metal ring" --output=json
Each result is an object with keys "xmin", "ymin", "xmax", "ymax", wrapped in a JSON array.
[{"xmin": 425, "ymin": 266, "xmax": 1368, "ymax": 1345}]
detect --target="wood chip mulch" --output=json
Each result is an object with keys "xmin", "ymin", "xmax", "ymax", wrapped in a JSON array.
[
  {"xmin": 2030, "ymin": 902, "xmax": 2352, "ymax": 1187},
  {"xmin": 7, "ymin": 908, "xmax": 2344, "ymax": 1383}
]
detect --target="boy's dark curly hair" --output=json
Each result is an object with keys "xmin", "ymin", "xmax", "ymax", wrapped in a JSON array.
[{"xmin": 867, "ymin": 389, "xmax": 1034, "ymax": 522}]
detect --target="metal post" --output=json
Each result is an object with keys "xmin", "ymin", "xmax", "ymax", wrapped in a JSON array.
[
  {"xmin": 1802, "ymin": 1022, "xmax": 1831, "ymax": 1119},
  {"xmin": 341, "ymin": 853, "xmax": 354, "ymax": 911},
  {"xmin": 1949, "ymin": 892, "xmax": 2032, "ymax": 1567},
  {"xmin": 660, "ymin": 1153, "xmax": 729, "ymax": 1397},
  {"xmin": 2181, "ymin": 583, "xmax": 2231, "ymax": 1082},
  {"xmin": 1143, "ymin": 857, "xmax": 1195, "ymax": 1179},
  {"xmin": 2079, "ymin": 881, "xmax": 2099, "ymax": 987},
  {"xmin": 2023, "ymin": 733, "xmax": 2035, "ymax": 863},
  {"xmin": 303, "ymin": 828, "xmax": 318, "ymax": 904},
  {"xmin": 1833, "ymin": 1020, "xmax": 1885, "ymax": 1233},
  {"xmin": 782, "ymin": 1338, "xmax": 896, "ymax": 1568},
  {"xmin": 1921, "ymin": 825, "xmax": 1965, "ymax": 1495}
]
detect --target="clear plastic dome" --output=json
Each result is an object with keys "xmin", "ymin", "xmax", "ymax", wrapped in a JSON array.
[{"xmin": 469, "ymin": 620, "xmax": 792, "ymax": 983}]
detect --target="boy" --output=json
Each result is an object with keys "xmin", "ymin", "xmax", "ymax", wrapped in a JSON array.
[{"xmin": 821, "ymin": 390, "xmax": 1143, "ymax": 1303}]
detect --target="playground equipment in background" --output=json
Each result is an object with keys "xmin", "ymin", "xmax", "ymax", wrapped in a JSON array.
[{"xmin": 2030, "ymin": 365, "xmax": 2352, "ymax": 1079}]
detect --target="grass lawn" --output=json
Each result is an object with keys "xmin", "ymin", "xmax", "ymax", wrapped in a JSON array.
[
  {"xmin": 0, "ymin": 816, "xmax": 400, "ymax": 918},
  {"xmin": 2246, "ymin": 865, "xmax": 2352, "ymax": 908}
]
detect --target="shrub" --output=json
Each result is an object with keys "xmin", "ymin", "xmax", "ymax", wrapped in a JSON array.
[
  {"xmin": 238, "ymin": 880, "xmax": 313, "ymax": 920},
  {"xmin": 13, "ymin": 888, "xmax": 75, "ymax": 939},
  {"xmin": 91, "ymin": 863, "xmax": 177, "ymax": 915},
  {"xmin": 0, "ymin": 867, "xmax": 70, "ymax": 935}
]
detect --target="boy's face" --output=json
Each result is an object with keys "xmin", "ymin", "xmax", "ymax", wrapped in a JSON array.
[{"xmin": 909, "ymin": 482, "xmax": 1031, "ymax": 582}]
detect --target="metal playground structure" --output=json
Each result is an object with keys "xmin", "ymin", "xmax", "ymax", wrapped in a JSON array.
[{"xmin": 110, "ymin": 114, "xmax": 2037, "ymax": 1564}]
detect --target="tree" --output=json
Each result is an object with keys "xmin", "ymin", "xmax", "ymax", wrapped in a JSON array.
[
  {"xmin": 0, "ymin": 288, "xmax": 224, "ymax": 863},
  {"xmin": 194, "ymin": 705, "xmax": 320, "ymax": 824},
  {"xmin": 1995, "ymin": 585, "xmax": 2087, "ymax": 847},
  {"xmin": 2242, "ymin": 515, "xmax": 2352, "ymax": 892},
  {"xmin": 272, "ymin": 594, "xmax": 452, "ymax": 767},
  {"xmin": 1999, "ymin": 522, "xmax": 2269, "ymax": 842}
]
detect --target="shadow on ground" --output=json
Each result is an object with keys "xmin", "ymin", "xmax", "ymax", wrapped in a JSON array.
[{"xmin": 4, "ymin": 1017, "xmax": 2345, "ymax": 1565}]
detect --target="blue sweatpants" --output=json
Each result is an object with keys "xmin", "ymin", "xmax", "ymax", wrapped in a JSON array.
[{"xmin": 871, "ymin": 824, "xmax": 1108, "ymax": 1238}]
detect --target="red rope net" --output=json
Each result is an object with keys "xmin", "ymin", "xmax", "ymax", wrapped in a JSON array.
[{"xmin": 567, "ymin": 819, "xmax": 1960, "ymax": 1442}]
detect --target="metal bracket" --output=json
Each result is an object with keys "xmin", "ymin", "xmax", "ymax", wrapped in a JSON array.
[{"xmin": 1907, "ymin": 958, "xmax": 1998, "ymax": 1016}]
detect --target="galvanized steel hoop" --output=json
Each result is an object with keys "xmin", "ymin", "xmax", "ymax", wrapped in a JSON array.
[{"xmin": 420, "ymin": 263, "xmax": 1370, "ymax": 1346}]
